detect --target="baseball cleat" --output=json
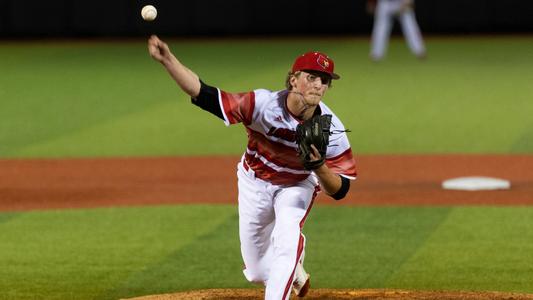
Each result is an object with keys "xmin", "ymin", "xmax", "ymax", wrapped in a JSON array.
[{"xmin": 292, "ymin": 262, "xmax": 310, "ymax": 297}]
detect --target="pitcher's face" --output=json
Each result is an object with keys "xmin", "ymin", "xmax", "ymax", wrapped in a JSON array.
[{"xmin": 290, "ymin": 71, "xmax": 331, "ymax": 105}]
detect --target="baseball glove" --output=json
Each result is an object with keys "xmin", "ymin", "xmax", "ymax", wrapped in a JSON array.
[{"xmin": 296, "ymin": 114, "xmax": 332, "ymax": 170}]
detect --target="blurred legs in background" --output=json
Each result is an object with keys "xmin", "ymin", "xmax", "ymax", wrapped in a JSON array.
[{"xmin": 370, "ymin": 0, "xmax": 426, "ymax": 61}]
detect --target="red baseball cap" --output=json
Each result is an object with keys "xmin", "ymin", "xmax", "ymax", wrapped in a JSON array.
[{"xmin": 291, "ymin": 51, "xmax": 340, "ymax": 80}]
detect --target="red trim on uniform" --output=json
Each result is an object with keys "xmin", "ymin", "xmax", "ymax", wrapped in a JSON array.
[
  {"xmin": 325, "ymin": 148, "xmax": 357, "ymax": 178},
  {"xmin": 327, "ymin": 147, "xmax": 354, "ymax": 162},
  {"xmin": 220, "ymin": 90, "xmax": 254, "ymax": 125},
  {"xmin": 246, "ymin": 127, "xmax": 303, "ymax": 170},
  {"xmin": 248, "ymin": 144, "xmax": 300, "ymax": 170},
  {"xmin": 283, "ymin": 234, "xmax": 305, "ymax": 299},
  {"xmin": 244, "ymin": 153, "xmax": 309, "ymax": 185},
  {"xmin": 282, "ymin": 188, "xmax": 318, "ymax": 299},
  {"xmin": 220, "ymin": 91, "xmax": 235, "ymax": 124},
  {"xmin": 244, "ymin": 92, "xmax": 255, "ymax": 126},
  {"xmin": 300, "ymin": 186, "xmax": 319, "ymax": 228}
]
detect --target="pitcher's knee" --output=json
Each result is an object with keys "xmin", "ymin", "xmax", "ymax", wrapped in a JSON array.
[{"xmin": 243, "ymin": 268, "xmax": 265, "ymax": 284}]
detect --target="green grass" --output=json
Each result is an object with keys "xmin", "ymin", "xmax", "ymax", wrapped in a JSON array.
[
  {"xmin": 0, "ymin": 205, "xmax": 239, "ymax": 300},
  {"xmin": 1, "ymin": 36, "xmax": 532, "ymax": 299},
  {"xmin": 1, "ymin": 205, "xmax": 533, "ymax": 299},
  {"xmin": 1, "ymin": 36, "xmax": 533, "ymax": 158},
  {"xmin": 385, "ymin": 207, "xmax": 533, "ymax": 292}
]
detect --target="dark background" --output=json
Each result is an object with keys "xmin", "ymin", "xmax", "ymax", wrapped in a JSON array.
[{"xmin": 0, "ymin": 0, "xmax": 532, "ymax": 37}]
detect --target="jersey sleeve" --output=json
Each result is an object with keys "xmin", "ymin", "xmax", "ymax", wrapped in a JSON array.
[
  {"xmin": 219, "ymin": 90, "xmax": 255, "ymax": 126},
  {"xmin": 191, "ymin": 80, "xmax": 255, "ymax": 126},
  {"xmin": 324, "ymin": 116, "xmax": 357, "ymax": 179},
  {"xmin": 326, "ymin": 148, "xmax": 357, "ymax": 180}
]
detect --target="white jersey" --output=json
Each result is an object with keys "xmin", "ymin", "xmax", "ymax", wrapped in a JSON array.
[{"xmin": 216, "ymin": 88, "xmax": 357, "ymax": 186}]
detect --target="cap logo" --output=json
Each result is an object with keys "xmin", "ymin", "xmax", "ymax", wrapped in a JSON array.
[{"xmin": 317, "ymin": 55, "xmax": 329, "ymax": 70}]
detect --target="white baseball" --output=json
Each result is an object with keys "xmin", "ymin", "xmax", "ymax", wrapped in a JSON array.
[{"xmin": 141, "ymin": 5, "xmax": 157, "ymax": 21}]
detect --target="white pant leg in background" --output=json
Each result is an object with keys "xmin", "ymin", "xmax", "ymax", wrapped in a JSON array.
[
  {"xmin": 370, "ymin": 0, "xmax": 394, "ymax": 60},
  {"xmin": 398, "ymin": 8, "xmax": 426, "ymax": 57},
  {"xmin": 237, "ymin": 161, "xmax": 316, "ymax": 300}
]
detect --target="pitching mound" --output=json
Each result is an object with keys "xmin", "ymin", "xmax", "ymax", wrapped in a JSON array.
[{"xmin": 125, "ymin": 288, "xmax": 533, "ymax": 300}]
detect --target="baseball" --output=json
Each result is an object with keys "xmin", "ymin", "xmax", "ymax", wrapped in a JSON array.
[{"xmin": 141, "ymin": 5, "xmax": 157, "ymax": 21}]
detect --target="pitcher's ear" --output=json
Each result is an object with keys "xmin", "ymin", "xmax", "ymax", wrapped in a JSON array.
[{"xmin": 290, "ymin": 75, "xmax": 298, "ymax": 89}]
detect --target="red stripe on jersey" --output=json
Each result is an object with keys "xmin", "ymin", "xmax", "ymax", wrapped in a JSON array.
[
  {"xmin": 246, "ymin": 93, "xmax": 255, "ymax": 125},
  {"xmin": 220, "ymin": 90, "xmax": 255, "ymax": 125},
  {"xmin": 245, "ymin": 153, "xmax": 309, "ymax": 185},
  {"xmin": 246, "ymin": 127, "xmax": 303, "ymax": 170},
  {"xmin": 325, "ymin": 148, "xmax": 357, "ymax": 178}
]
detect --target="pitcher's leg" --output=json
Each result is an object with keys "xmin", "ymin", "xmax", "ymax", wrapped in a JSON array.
[
  {"xmin": 264, "ymin": 184, "xmax": 315, "ymax": 300},
  {"xmin": 237, "ymin": 166, "xmax": 275, "ymax": 284}
]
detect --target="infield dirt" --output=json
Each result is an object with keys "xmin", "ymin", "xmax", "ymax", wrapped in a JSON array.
[
  {"xmin": 2, "ymin": 155, "xmax": 533, "ymax": 299},
  {"xmin": 1, "ymin": 154, "xmax": 532, "ymax": 212},
  {"xmin": 125, "ymin": 288, "xmax": 533, "ymax": 300}
]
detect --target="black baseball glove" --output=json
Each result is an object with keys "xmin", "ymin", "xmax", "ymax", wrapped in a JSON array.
[{"xmin": 296, "ymin": 114, "xmax": 332, "ymax": 170}]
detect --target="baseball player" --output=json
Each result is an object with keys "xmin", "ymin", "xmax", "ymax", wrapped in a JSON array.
[
  {"xmin": 148, "ymin": 35, "xmax": 357, "ymax": 300},
  {"xmin": 367, "ymin": 0, "xmax": 426, "ymax": 61}
]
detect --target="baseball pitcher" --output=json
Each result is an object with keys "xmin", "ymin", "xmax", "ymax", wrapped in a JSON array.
[{"xmin": 148, "ymin": 35, "xmax": 357, "ymax": 299}]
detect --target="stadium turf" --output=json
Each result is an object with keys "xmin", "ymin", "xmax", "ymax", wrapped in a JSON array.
[
  {"xmin": 1, "ymin": 206, "xmax": 533, "ymax": 299},
  {"xmin": 1, "ymin": 36, "xmax": 532, "ymax": 158},
  {"xmin": 1, "ymin": 36, "xmax": 532, "ymax": 299}
]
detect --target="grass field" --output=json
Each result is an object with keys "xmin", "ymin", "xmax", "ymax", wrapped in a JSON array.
[
  {"xmin": 1, "ymin": 206, "xmax": 533, "ymax": 299},
  {"xmin": 1, "ymin": 36, "xmax": 533, "ymax": 158},
  {"xmin": 1, "ymin": 36, "xmax": 533, "ymax": 299}
]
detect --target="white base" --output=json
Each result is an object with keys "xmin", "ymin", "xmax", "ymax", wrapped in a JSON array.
[{"xmin": 442, "ymin": 176, "xmax": 511, "ymax": 191}]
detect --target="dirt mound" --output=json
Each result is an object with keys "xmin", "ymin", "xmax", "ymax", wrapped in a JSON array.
[{"xmin": 125, "ymin": 288, "xmax": 533, "ymax": 300}]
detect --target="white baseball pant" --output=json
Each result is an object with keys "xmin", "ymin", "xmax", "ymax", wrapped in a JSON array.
[
  {"xmin": 371, "ymin": 0, "xmax": 426, "ymax": 60},
  {"xmin": 237, "ymin": 159, "xmax": 317, "ymax": 300}
]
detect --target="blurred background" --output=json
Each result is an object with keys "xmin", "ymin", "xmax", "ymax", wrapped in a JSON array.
[
  {"xmin": 1, "ymin": 0, "xmax": 532, "ymax": 158},
  {"xmin": 0, "ymin": 0, "xmax": 532, "ymax": 38},
  {"xmin": 1, "ymin": 2, "xmax": 533, "ymax": 299}
]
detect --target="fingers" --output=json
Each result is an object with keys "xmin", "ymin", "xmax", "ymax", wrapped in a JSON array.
[
  {"xmin": 147, "ymin": 35, "xmax": 168, "ymax": 62},
  {"xmin": 147, "ymin": 35, "xmax": 160, "ymax": 51},
  {"xmin": 309, "ymin": 144, "xmax": 320, "ymax": 160},
  {"xmin": 147, "ymin": 36, "xmax": 161, "ymax": 59}
]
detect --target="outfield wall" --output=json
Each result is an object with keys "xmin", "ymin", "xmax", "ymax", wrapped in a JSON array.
[{"xmin": 0, "ymin": 0, "xmax": 532, "ymax": 37}]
